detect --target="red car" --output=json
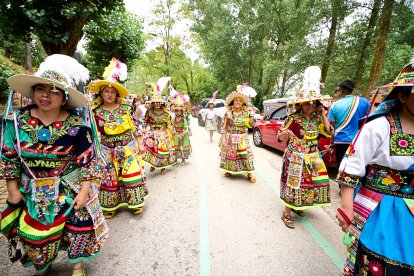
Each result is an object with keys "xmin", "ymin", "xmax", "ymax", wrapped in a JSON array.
[{"xmin": 252, "ymin": 103, "xmax": 337, "ymax": 168}]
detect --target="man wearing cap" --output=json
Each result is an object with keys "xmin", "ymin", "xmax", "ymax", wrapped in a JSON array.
[{"xmin": 328, "ymin": 80, "xmax": 371, "ymax": 168}]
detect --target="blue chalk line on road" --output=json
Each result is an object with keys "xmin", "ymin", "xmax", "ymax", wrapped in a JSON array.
[
  {"xmin": 198, "ymin": 158, "xmax": 211, "ymax": 276},
  {"xmin": 256, "ymin": 167, "xmax": 344, "ymax": 270}
]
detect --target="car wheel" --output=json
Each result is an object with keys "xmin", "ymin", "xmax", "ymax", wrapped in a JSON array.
[
  {"xmin": 198, "ymin": 114, "xmax": 205, "ymax": 126},
  {"xmin": 253, "ymin": 128, "xmax": 263, "ymax": 147}
]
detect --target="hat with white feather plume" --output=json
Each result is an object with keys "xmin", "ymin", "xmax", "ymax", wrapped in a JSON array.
[
  {"xmin": 225, "ymin": 83, "xmax": 256, "ymax": 106},
  {"xmin": 287, "ymin": 66, "xmax": 331, "ymax": 105},
  {"xmin": 149, "ymin": 76, "xmax": 171, "ymax": 102},
  {"xmin": 7, "ymin": 54, "xmax": 89, "ymax": 108},
  {"xmin": 88, "ymin": 57, "xmax": 129, "ymax": 98}
]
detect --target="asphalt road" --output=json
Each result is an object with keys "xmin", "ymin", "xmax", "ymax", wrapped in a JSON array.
[{"xmin": 0, "ymin": 119, "xmax": 345, "ymax": 276}]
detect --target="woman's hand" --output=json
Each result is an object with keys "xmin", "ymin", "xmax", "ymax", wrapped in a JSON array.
[
  {"xmin": 72, "ymin": 181, "xmax": 91, "ymax": 210},
  {"xmin": 336, "ymin": 206, "xmax": 353, "ymax": 232},
  {"xmin": 278, "ymin": 130, "xmax": 293, "ymax": 141},
  {"xmin": 72, "ymin": 192, "xmax": 89, "ymax": 210}
]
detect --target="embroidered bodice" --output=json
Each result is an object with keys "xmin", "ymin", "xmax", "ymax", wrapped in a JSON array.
[
  {"xmin": 143, "ymin": 109, "xmax": 171, "ymax": 130},
  {"xmin": 280, "ymin": 113, "xmax": 331, "ymax": 152},
  {"xmin": 173, "ymin": 117, "xmax": 188, "ymax": 133},
  {"xmin": 1, "ymin": 106, "xmax": 95, "ymax": 180},
  {"xmin": 93, "ymin": 104, "xmax": 137, "ymax": 147},
  {"xmin": 339, "ymin": 112, "xmax": 414, "ymax": 179},
  {"xmin": 223, "ymin": 109, "xmax": 250, "ymax": 134}
]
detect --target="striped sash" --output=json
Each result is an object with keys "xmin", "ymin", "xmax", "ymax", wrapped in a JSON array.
[
  {"xmin": 344, "ymin": 187, "xmax": 383, "ymax": 275},
  {"xmin": 335, "ymin": 96, "xmax": 360, "ymax": 136}
]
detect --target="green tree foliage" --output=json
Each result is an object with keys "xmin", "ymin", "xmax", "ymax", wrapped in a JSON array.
[
  {"xmin": 189, "ymin": 0, "xmax": 414, "ymax": 108},
  {"xmin": 0, "ymin": 33, "xmax": 47, "ymax": 69},
  {"xmin": 189, "ymin": 0, "xmax": 328, "ymax": 107},
  {"xmin": 0, "ymin": 0, "xmax": 122, "ymax": 55},
  {"xmin": 135, "ymin": 45, "xmax": 218, "ymax": 103},
  {"xmin": 0, "ymin": 53, "xmax": 27, "ymax": 101},
  {"xmin": 83, "ymin": 9, "xmax": 145, "ymax": 80}
]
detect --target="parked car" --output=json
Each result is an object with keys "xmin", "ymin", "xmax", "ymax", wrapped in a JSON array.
[
  {"xmin": 198, "ymin": 99, "xmax": 226, "ymax": 133},
  {"xmin": 191, "ymin": 98, "xmax": 210, "ymax": 118},
  {"xmin": 252, "ymin": 104, "xmax": 337, "ymax": 168},
  {"xmin": 262, "ymin": 97, "xmax": 293, "ymax": 116}
]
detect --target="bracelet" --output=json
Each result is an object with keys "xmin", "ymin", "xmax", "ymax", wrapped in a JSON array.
[{"xmin": 337, "ymin": 207, "xmax": 352, "ymax": 225}]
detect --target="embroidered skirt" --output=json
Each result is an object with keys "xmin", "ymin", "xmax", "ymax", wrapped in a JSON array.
[
  {"xmin": 1, "ymin": 203, "xmax": 102, "ymax": 273},
  {"xmin": 219, "ymin": 133, "xmax": 254, "ymax": 174},
  {"xmin": 99, "ymin": 140, "xmax": 149, "ymax": 212},
  {"xmin": 143, "ymin": 128, "xmax": 177, "ymax": 169},
  {"xmin": 279, "ymin": 149, "xmax": 330, "ymax": 210},
  {"xmin": 172, "ymin": 132, "xmax": 192, "ymax": 160}
]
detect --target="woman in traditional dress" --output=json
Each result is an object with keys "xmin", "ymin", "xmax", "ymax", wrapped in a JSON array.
[
  {"xmin": 219, "ymin": 85, "xmax": 256, "ymax": 183},
  {"xmin": 336, "ymin": 64, "xmax": 414, "ymax": 275},
  {"xmin": 171, "ymin": 95, "xmax": 192, "ymax": 162},
  {"xmin": 278, "ymin": 99, "xmax": 332, "ymax": 228},
  {"xmin": 277, "ymin": 66, "xmax": 332, "ymax": 229},
  {"xmin": 88, "ymin": 58, "xmax": 148, "ymax": 219},
  {"xmin": 142, "ymin": 91, "xmax": 176, "ymax": 175},
  {"xmin": 1, "ymin": 55, "xmax": 107, "ymax": 276}
]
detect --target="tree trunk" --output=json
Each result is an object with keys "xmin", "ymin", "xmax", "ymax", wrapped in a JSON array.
[
  {"xmin": 24, "ymin": 41, "xmax": 33, "ymax": 71},
  {"xmin": 321, "ymin": 0, "xmax": 341, "ymax": 83},
  {"xmin": 40, "ymin": 17, "xmax": 88, "ymax": 56},
  {"xmin": 280, "ymin": 69, "xmax": 288, "ymax": 97},
  {"xmin": 353, "ymin": 0, "xmax": 381, "ymax": 94},
  {"xmin": 362, "ymin": 0, "xmax": 394, "ymax": 97}
]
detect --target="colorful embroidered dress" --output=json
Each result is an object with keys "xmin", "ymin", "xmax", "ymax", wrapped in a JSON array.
[
  {"xmin": 142, "ymin": 109, "xmax": 177, "ymax": 168},
  {"xmin": 279, "ymin": 113, "xmax": 331, "ymax": 210},
  {"xmin": 337, "ymin": 112, "xmax": 414, "ymax": 275},
  {"xmin": 219, "ymin": 109, "xmax": 254, "ymax": 173},
  {"xmin": 1, "ymin": 106, "xmax": 108, "ymax": 273},
  {"xmin": 93, "ymin": 103, "xmax": 148, "ymax": 212},
  {"xmin": 172, "ymin": 117, "xmax": 191, "ymax": 160}
]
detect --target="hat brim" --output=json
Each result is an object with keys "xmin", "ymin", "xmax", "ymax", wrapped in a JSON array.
[
  {"xmin": 7, "ymin": 74, "xmax": 87, "ymax": 109},
  {"xmin": 225, "ymin": 92, "xmax": 250, "ymax": 106},
  {"xmin": 150, "ymin": 96, "xmax": 166, "ymax": 103},
  {"xmin": 88, "ymin": 80, "xmax": 129, "ymax": 98},
  {"xmin": 287, "ymin": 95, "xmax": 332, "ymax": 105}
]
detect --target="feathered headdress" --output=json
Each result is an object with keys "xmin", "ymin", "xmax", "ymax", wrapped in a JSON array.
[
  {"xmin": 150, "ymin": 76, "xmax": 171, "ymax": 102},
  {"xmin": 225, "ymin": 83, "xmax": 255, "ymax": 106},
  {"xmin": 7, "ymin": 54, "xmax": 89, "ymax": 108},
  {"xmin": 208, "ymin": 90, "xmax": 218, "ymax": 104},
  {"xmin": 88, "ymin": 57, "xmax": 129, "ymax": 98},
  {"xmin": 102, "ymin": 58, "xmax": 128, "ymax": 82},
  {"xmin": 288, "ymin": 66, "xmax": 331, "ymax": 105}
]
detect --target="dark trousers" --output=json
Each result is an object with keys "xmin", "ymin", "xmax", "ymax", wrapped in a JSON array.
[{"xmin": 334, "ymin": 143, "xmax": 350, "ymax": 169}]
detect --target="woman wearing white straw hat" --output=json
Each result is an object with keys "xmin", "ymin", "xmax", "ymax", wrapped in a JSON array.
[
  {"xmin": 219, "ymin": 84, "xmax": 256, "ymax": 183},
  {"xmin": 1, "ymin": 54, "xmax": 108, "ymax": 276}
]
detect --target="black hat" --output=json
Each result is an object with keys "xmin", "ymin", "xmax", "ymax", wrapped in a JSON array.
[{"xmin": 338, "ymin": 80, "xmax": 355, "ymax": 92}]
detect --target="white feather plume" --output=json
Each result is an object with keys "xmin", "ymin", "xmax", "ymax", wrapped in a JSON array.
[
  {"xmin": 35, "ymin": 54, "xmax": 89, "ymax": 86},
  {"xmin": 156, "ymin": 77, "xmax": 171, "ymax": 92},
  {"xmin": 182, "ymin": 94, "xmax": 190, "ymax": 103},
  {"xmin": 117, "ymin": 61, "xmax": 127, "ymax": 81},
  {"xmin": 242, "ymin": 86, "xmax": 257, "ymax": 97},
  {"xmin": 169, "ymin": 85, "xmax": 179, "ymax": 98},
  {"xmin": 302, "ymin": 66, "xmax": 321, "ymax": 96}
]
